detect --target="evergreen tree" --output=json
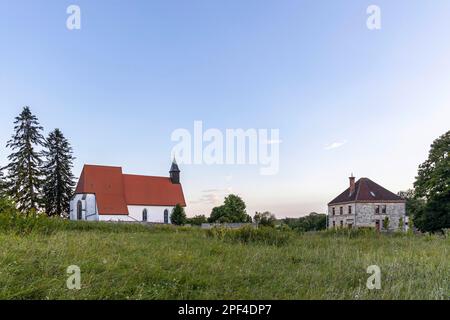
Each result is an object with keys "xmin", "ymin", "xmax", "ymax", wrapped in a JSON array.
[
  {"xmin": 171, "ymin": 204, "xmax": 187, "ymax": 225},
  {"xmin": 42, "ymin": 129, "xmax": 76, "ymax": 217},
  {"xmin": 4, "ymin": 107, "xmax": 45, "ymax": 213}
]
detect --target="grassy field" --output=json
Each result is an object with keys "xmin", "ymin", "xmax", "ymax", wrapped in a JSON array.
[{"xmin": 0, "ymin": 221, "xmax": 448, "ymax": 300}]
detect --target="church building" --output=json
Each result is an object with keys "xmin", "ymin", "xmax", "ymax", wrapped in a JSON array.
[{"xmin": 69, "ymin": 160, "xmax": 186, "ymax": 223}]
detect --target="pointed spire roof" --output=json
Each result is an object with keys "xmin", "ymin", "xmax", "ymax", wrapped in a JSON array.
[{"xmin": 170, "ymin": 157, "xmax": 180, "ymax": 172}]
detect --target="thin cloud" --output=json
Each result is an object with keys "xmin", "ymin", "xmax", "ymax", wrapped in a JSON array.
[
  {"xmin": 190, "ymin": 188, "xmax": 233, "ymax": 205},
  {"xmin": 264, "ymin": 139, "xmax": 283, "ymax": 145},
  {"xmin": 324, "ymin": 140, "xmax": 348, "ymax": 150}
]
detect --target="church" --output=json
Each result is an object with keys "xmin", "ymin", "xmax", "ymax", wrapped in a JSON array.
[{"xmin": 69, "ymin": 160, "xmax": 186, "ymax": 223}]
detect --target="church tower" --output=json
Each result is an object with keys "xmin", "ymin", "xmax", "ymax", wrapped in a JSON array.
[{"xmin": 170, "ymin": 158, "xmax": 180, "ymax": 184}]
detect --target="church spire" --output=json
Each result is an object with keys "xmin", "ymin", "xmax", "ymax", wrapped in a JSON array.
[{"xmin": 170, "ymin": 157, "xmax": 180, "ymax": 184}]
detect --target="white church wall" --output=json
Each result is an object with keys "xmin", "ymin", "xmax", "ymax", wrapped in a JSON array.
[
  {"xmin": 69, "ymin": 194, "xmax": 99, "ymax": 221},
  {"xmin": 127, "ymin": 205, "xmax": 173, "ymax": 223},
  {"xmin": 70, "ymin": 194, "xmax": 175, "ymax": 223}
]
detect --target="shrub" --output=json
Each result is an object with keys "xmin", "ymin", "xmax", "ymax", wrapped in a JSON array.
[
  {"xmin": 0, "ymin": 210, "xmax": 150, "ymax": 236},
  {"xmin": 171, "ymin": 204, "xmax": 187, "ymax": 226},
  {"xmin": 186, "ymin": 215, "xmax": 207, "ymax": 226},
  {"xmin": 253, "ymin": 211, "xmax": 276, "ymax": 227},
  {"xmin": 320, "ymin": 227, "xmax": 379, "ymax": 239},
  {"xmin": 206, "ymin": 225, "xmax": 292, "ymax": 246}
]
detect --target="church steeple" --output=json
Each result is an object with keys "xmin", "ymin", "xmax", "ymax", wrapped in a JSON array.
[{"xmin": 170, "ymin": 157, "xmax": 180, "ymax": 184}]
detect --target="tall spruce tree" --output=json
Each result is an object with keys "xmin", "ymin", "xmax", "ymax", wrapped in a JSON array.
[
  {"xmin": 42, "ymin": 129, "xmax": 76, "ymax": 217},
  {"xmin": 4, "ymin": 107, "xmax": 45, "ymax": 213}
]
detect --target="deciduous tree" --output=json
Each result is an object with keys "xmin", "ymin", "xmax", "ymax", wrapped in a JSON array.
[{"xmin": 413, "ymin": 130, "xmax": 450, "ymax": 232}]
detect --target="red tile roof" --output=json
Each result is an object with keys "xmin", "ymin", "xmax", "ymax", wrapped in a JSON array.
[
  {"xmin": 75, "ymin": 165, "xmax": 186, "ymax": 215},
  {"xmin": 328, "ymin": 178, "xmax": 405, "ymax": 205}
]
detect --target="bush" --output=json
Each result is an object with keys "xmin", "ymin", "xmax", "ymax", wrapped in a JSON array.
[
  {"xmin": 0, "ymin": 210, "xmax": 150, "ymax": 236},
  {"xmin": 283, "ymin": 213, "xmax": 327, "ymax": 232},
  {"xmin": 254, "ymin": 211, "xmax": 276, "ymax": 227},
  {"xmin": 186, "ymin": 215, "xmax": 207, "ymax": 226},
  {"xmin": 206, "ymin": 225, "xmax": 292, "ymax": 246},
  {"xmin": 171, "ymin": 204, "xmax": 187, "ymax": 226},
  {"xmin": 320, "ymin": 227, "xmax": 379, "ymax": 239}
]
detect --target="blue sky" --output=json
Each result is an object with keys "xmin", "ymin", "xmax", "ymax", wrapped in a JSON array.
[{"xmin": 1, "ymin": 0, "xmax": 449, "ymax": 217}]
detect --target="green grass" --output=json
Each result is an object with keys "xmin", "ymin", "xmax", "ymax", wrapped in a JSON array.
[{"xmin": 0, "ymin": 221, "xmax": 448, "ymax": 300}]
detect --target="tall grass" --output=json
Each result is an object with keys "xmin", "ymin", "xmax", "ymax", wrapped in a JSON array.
[
  {"xmin": 0, "ymin": 214, "xmax": 448, "ymax": 300},
  {"xmin": 0, "ymin": 211, "xmax": 155, "ymax": 235},
  {"xmin": 206, "ymin": 225, "xmax": 292, "ymax": 246}
]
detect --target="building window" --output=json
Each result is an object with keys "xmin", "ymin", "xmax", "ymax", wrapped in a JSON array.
[
  {"xmin": 77, "ymin": 200, "xmax": 83, "ymax": 220},
  {"xmin": 142, "ymin": 209, "xmax": 148, "ymax": 222},
  {"xmin": 348, "ymin": 206, "xmax": 352, "ymax": 214},
  {"xmin": 332, "ymin": 221, "xmax": 336, "ymax": 228},
  {"xmin": 332, "ymin": 207, "xmax": 336, "ymax": 216},
  {"xmin": 340, "ymin": 207, "xmax": 343, "ymax": 215},
  {"xmin": 382, "ymin": 205, "xmax": 387, "ymax": 214},
  {"xmin": 375, "ymin": 205, "xmax": 380, "ymax": 214},
  {"xmin": 164, "ymin": 209, "xmax": 169, "ymax": 224},
  {"xmin": 340, "ymin": 221, "xmax": 344, "ymax": 228}
]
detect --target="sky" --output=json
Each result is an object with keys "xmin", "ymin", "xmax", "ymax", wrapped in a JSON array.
[{"xmin": 0, "ymin": 0, "xmax": 449, "ymax": 218}]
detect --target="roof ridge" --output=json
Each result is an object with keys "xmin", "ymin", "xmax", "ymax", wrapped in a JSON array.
[
  {"xmin": 354, "ymin": 178, "xmax": 363, "ymax": 201},
  {"xmin": 84, "ymin": 164, "xmax": 122, "ymax": 168},
  {"xmin": 123, "ymin": 174, "xmax": 169, "ymax": 179}
]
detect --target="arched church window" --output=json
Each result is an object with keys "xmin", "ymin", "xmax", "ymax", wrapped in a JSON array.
[
  {"xmin": 164, "ymin": 209, "xmax": 169, "ymax": 224},
  {"xmin": 77, "ymin": 200, "xmax": 83, "ymax": 220},
  {"xmin": 143, "ymin": 209, "xmax": 148, "ymax": 222}
]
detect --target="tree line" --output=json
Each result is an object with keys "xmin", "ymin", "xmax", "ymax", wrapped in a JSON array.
[
  {"xmin": 0, "ymin": 107, "xmax": 75, "ymax": 217},
  {"xmin": 171, "ymin": 194, "xmax": 327, "ymax": 232}
]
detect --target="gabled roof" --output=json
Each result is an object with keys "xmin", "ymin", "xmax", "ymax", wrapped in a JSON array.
[
  {"xmin": 75, "ymin": 165, "xmax": 186, "ymax": 215},
  {"xmin": 328, "ymin": 178, "xmax": 404, "ymax": 205}
]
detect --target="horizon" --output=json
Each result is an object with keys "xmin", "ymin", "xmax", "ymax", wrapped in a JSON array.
[{"xmin": 1, "ymin": 0, "xmax": 450, "ymax": 218}]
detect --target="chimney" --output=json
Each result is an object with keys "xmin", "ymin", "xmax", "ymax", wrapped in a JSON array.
[{"xmin": 349, "ymin": 174, "xmax": 356, "ymax": 194}]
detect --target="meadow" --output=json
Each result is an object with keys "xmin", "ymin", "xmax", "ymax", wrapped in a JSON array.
[{"xmin": 0, "ymin": 218, "xmax": 448, "ymax": 300}]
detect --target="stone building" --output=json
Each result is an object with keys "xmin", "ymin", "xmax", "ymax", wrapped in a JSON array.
[{"xmin": 328, "ymin": 175, "xmax": 406, "ymax": 231}]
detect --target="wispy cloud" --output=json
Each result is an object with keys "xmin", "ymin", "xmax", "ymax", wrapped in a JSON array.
[
  {"xmin": 190, "ymin": 188, "xmax": 233, "ymax": 205},
  {"xmin": 263, "ymin": 139, "xmax": 283, "ymax": 145},
  {"xmin": 324, "ymin": 140, "xmax": 347, "ymax": 150}
]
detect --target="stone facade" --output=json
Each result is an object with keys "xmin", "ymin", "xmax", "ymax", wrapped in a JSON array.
[{"xmin": 328, "ymin": 202, "xmax": 406, "ymax": 231}]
